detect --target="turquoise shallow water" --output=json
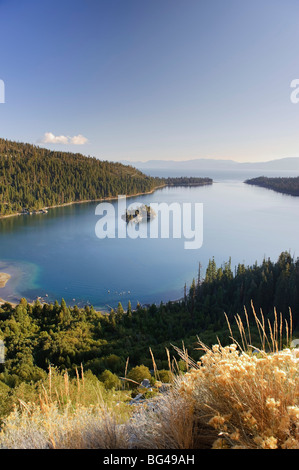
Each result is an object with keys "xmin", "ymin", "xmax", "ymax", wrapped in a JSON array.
[{"xmin": 0, "ymin": 177, "xmax": 299, "ymax": 310}]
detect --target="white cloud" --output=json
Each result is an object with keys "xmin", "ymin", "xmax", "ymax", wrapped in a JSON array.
[
  {"xmin": 40, "ymin": 132, "xmax": 69, "ymax": 144},
  {"xmin": 39, "ymin": 132, "xmax": 88, "ymax": 145},
  {"xmin": 69, "ymin": 134, "xmax": 88, "ymax": 145}
]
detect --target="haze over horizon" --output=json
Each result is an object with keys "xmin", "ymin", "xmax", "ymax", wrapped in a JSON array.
[
  {"xmin": 1, "ymin": 0, "xmax": 299, "ymax": 163},
  {"xmin": 121, "ymin": 155, "xmax": 299, "ymax": 164}
]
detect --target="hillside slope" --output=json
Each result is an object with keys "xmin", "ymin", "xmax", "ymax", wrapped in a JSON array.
[
  {"xmin": 245, "ymin": 176, "xmax": 299, "ymax": 196},
  {"xmin": 0, "ymin": 139, "xmax": 162, "ymax": 215}
]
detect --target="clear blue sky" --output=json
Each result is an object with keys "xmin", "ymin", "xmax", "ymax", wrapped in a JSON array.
[{"xmin": 0, "ymin": 0, "xmax": 299, "ymax": 162}]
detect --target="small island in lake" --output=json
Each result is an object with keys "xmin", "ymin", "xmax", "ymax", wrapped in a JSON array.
[
  {"xmin": 122, "ymin": 204, "xmax": 156, "ymax": 223},
  {"xmin": 245, "ymin": 176, "xmax": 299, "ymax": 196}
]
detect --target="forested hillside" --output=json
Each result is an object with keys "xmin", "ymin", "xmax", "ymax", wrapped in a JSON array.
[
  {"xmin": 0, "ymin": 139, "xmax": 162, "ymax": 215},
  {"xmin": 164, "ymin": 176, "xmax": 213, "ymax": 186},
  {"xmin": 0, "ymin": 251, "xmax": 297, "ymax": 388},
  {"xmin": 245, "ymin": 176, "xmax": 299, "ymax": 196}
]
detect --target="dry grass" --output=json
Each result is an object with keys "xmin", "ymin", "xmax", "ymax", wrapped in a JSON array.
[
  {"xmin": 0, "ymin": 306, "xmax": 298, "ymax": 449},
  {"xmin": 0, "ymin": 402, "xmax": 131, "ymax": 449},
  {"xmin": 127, "ymin": 388, "xmax": 218, "ymax": 449},
  {"xmin": 0, "ymin": 367, "xmax": 132, "ymax": 449}
]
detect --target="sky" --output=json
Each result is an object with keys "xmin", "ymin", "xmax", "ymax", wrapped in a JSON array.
[{"xmin": 0, "ymin": 0, "xmax": 299, "ymax": 163}]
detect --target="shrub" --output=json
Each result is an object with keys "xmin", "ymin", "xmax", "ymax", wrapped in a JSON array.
[
  {"xmin": 0, "ymin": 381, "xmax": 12, "ymax": 421},
  {"xmin": 99, "ymin": 370, "xmax": 121, "ymax": 390},
  {"xmin": 178, "ymin": 344, "xmax": 299, "ymax": 449},
  {"xmin": 127, "ymin": 365, "xmax": 151, "ymax": 388},
  {"xmin": 157, "ymin": 370, "xmax": 173, "ymax": 383}
]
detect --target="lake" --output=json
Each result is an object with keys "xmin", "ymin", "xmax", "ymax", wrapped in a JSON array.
[{"xmin": 0, "ymin": 171, "xmax": 299, "ymax": 310}]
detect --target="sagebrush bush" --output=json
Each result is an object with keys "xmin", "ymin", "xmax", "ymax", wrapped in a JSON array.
[{"xmin": 177, "ymin": 344, "xmax": 299, "ymax": 449}]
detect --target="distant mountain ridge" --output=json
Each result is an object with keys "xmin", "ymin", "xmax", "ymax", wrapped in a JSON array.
[{"xmin": 121, "ymin": 157, "xmax": 299, "ymax": 172}]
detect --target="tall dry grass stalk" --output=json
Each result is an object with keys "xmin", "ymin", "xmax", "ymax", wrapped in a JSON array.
[{"xmin": 224, "ymin": 302, "xmax": 293, "ymax": 354}]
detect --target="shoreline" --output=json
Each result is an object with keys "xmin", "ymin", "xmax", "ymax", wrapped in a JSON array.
[
  {"xmin": 0, "ymin": 184, "xmax": 168, "ymax": 220},
  {"xmin": 0, "ymin": 273, "xmax": 11, "ymax": 288},
  {"xmin": 0, "ymin": 180, "xmax": 212, "ymax": 307},
  {"xmin": 245, "ymin": 180, "xmax": 299, "ymax": 197},
  {"xmin": 0, "ymin": 180, "xmax": 213, "ymax": 220},
  {"xmin": 0, "ymin": 184, "xmax": 168, "ymax": 307},
  {"xmin": 0, "ymin": 298, "xmax": 17, "ymax": 307},
  {"xmin": 0, "ymin": 272, "xmax": 17, "ymax": 306}
]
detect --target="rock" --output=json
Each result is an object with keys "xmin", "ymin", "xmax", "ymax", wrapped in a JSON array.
[
  {"xmin": 129, "ymin": 393, "xmax": 145, "ymax": 405},
  {"xmin": 140, "ymin": 379, "xmax": 151, "ymax": 388}
]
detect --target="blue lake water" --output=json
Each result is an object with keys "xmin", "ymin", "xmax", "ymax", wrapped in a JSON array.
[{"xmin": 0, "ymin": 171, "xmax": 299, "ymax": 310}]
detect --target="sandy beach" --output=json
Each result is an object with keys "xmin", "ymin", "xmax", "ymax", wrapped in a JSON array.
[
  {"xmin": 0, "ymin": 272, "xmax": 16, "ymax": 305},
  {"xmin": 0, "ymin": 269, "xmax": 20, "ymax": 306},
  {"xmin": 0, "ymin": 272, "xmax": 11, "ymax": 288}
]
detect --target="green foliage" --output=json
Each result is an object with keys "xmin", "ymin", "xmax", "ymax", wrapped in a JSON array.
[
  {"xmin": 104, "ymin": 354, "xmax": 123, "ymax": 373},
  {"xmin": 127, "ymin": 365, "xmax": 152, "ymax": 388},
  {"xmin": 99, "ymin": 370, "xmax": 121, "ymax": 390},
  {"xmin": 0, "ymin": 138, "xmax": 162, "ymax": 215},
  {"xmin": 0, "ymin": 381, "xmax": 12, "ymax": 420},
  {"xmin": 245, "ymin": 176, "xmax": 299, "ymax": 196},
  {"xmin": 157, "ymin": 369, "xmax": 173, "ymax": 383},
  {"xmin": 165, "ymin": 177, "xmax": 213, "ymax": 187},
  {"xmin": 0, "ymin": 251, "xmax": 298, "ymax": 408},
  {"xmin": 177, "ymin": 360, "xmax": 187, "ymax": 373}
]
